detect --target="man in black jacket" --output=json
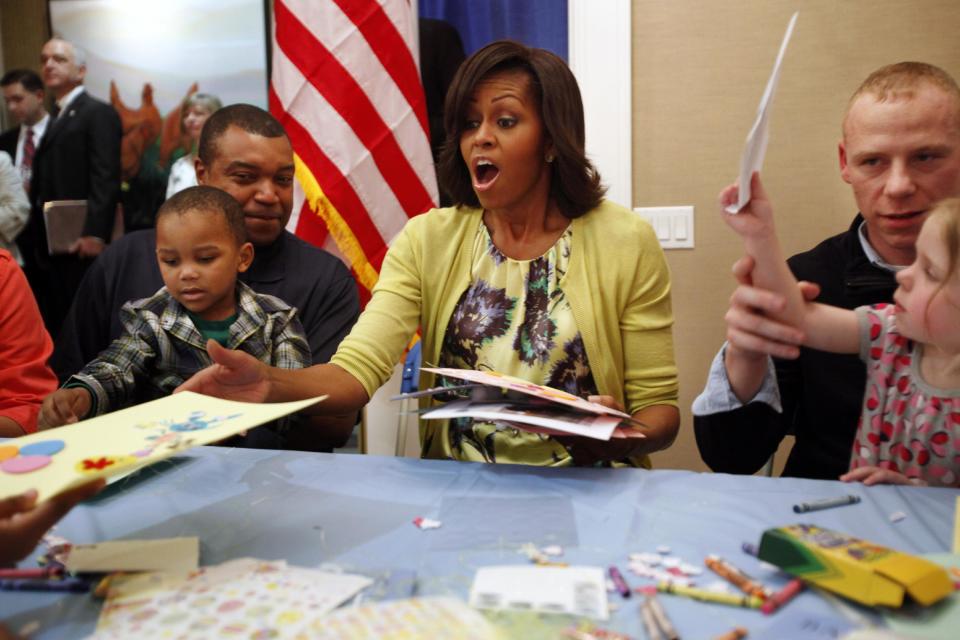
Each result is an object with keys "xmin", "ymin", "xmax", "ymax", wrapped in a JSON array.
[
  {"xmin": 0, "ymin": 69, "xmax": 50, "ymax": 194},
  {"xmin": 20, "ymin": 38, "xmax": 121, "ymax": 339},
  {"xmin": 693, "ymin": 62, "xmax": 960, "ymax": 480}
]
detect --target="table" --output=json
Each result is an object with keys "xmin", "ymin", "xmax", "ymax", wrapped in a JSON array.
[{"xmin": 1, "ymin": 447, "xmax": 956, "ymax": 638}]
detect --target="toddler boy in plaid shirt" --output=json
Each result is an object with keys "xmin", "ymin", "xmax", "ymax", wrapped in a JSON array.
[{"xmin": 39, "ymin": 186, "xmax": 311, "ymax": 427}]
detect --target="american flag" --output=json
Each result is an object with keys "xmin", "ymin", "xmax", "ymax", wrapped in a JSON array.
[{"xmin": 270, "ymin": 0, "xmax": 439, "ymax": 303}]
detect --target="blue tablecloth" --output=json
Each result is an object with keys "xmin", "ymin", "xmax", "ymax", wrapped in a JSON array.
[{"xmin": 2, "ymin": 447, "xmax": 956, "ymax": 638}]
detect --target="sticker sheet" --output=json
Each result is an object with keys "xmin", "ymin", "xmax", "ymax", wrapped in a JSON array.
[
  {"xmin": 312, "ymin": 597, "xmax": 502, "ymax": 639},
  {"xmin": 0, "ymin": 392, "xmax": 324, "ymax": 502},
  {"xmin": 92, "ymin": 558, "xmax": 372, "ymax": 639}
]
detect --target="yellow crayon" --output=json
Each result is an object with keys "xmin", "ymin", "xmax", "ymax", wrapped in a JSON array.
[{"xmin": 657, "ymin": 582, "xmax": 764, "ymax": 609}]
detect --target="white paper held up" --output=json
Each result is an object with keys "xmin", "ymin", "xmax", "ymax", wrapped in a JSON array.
[{"xmin": 726, "ymin": 12, "xmax": 799, "ymax": 214}]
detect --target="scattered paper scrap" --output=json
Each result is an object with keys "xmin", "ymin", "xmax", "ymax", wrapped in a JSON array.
[
  {"xmin": 656, "ymin": 545, "xmax": 671, "ymax": 555},
  {"xmin": 889, "ymin": 511, "xmax": 907, "ymax": 523},
  {"xmin": 542, "ymin": 545, "xmax": 564, "ymax": 557},
  {"xmin": 413, "ymin": 517, "xmax": 442, "ymax": 530}
]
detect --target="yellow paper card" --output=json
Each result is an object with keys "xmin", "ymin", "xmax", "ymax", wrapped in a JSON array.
[
  {"xmin": 65, "ymin": 537, "xmax": 199, "ymax": 573},
  {"xmin": 0, "ymin": 391, "xmax": 324, "ymax": 502}
]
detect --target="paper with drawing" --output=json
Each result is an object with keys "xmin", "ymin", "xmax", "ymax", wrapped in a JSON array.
[
  {"xmin": 421, "ymin": 367, "xmax": 630, "ymax": 418},
  {"xmin": 0, "ymin": 391, "xmax": 324, "ymax": 502}
]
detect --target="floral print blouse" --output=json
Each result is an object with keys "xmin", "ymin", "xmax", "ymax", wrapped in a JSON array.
[{"xmin": 426, "ymin": 220, "xmax": 603, "ymax": 466}]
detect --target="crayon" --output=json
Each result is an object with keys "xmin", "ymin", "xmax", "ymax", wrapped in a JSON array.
[
  {"xmin": 645, "ymin": 595, "xmax": 680, "ymax": 640},
  {"xmin": 712, "ymin": 628, "xmax": 747, "ymax": 640},
  {"xmin": 792, "ymin": 495, "xmax": 860, "ymax": 513},
  {"xmin": 639, "ymin": 599, "xmax": 665, "ymax": 640},
  {"xmin": 657, "ymin": 582, "xmax": 764, "ymax": 609},
  {"xmin": 608, "ymin": 565, "xmax": 631, "ymax": 598},
  {"xmin": 705, "ymin": 554, "xmax": 770, "ymax": 599},
  {"xmin": 0, "ymin": 578, "xmax": 90, "ymax": 592},
  {"xmin": 0, "ymin": 567, "xmax": 61, "ymax": 579},
  {"xmin": 761, "ymin": 578, "xmax": 804, "ymax": 615}
]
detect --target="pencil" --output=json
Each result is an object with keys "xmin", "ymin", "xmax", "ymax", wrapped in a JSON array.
[{"xmin": 657, "ymin": 582, "xmax": 764, "ymax": 609}]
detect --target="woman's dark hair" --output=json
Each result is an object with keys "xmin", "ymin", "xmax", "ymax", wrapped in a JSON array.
[{"xmin": 437, "ymin": 40, "xmax": 605, "ymax": 219}]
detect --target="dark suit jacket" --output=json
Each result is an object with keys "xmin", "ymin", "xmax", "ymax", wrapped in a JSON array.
[
  {"xmin": 0, "ymin": 126, "xmax": 18, "ymax": 160},
  {"xmin": 28, "ymin": 90, "xmax": 121, "ymax": 245}
]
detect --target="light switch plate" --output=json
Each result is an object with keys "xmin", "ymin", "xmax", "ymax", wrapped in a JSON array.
[{"xmin": 633, "ymin": 206, "xmax": 694, "ymax": 249}]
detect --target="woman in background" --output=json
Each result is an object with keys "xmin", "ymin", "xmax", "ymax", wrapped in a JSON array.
[{"xmin": 165, "ymin": 93, "xmax": 222, "ymax": 198}]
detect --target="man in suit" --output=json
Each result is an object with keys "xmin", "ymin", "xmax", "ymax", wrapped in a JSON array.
[
  {"xmin": 0, "ymin": 69, "xmax": 50, "ymax": 194},
  {"xmin": 20, "ymin": 38, "xmax": 122, "ymax": 340}
]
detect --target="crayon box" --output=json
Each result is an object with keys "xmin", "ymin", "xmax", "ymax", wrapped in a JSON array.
[{"xmin": 757, "ymin": 524, "xmax": 952, "ymax": 607}]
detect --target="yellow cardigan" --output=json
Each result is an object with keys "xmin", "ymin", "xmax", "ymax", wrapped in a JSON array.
[{"xmin": 331, "ymin": 200, "xmax": 678, "ymax": 428}]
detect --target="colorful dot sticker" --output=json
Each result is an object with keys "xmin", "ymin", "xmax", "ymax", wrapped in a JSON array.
[
  {"xmin": 2, "ymin": 455, "xmax": 53, "ymax": 474},
  {"xmin": 20, "ymin": 439, "xmax": 65, "ymax": 457},
  {"xmin": 0, "ymin": 445, "xmax": 18, "ymax": 461}
]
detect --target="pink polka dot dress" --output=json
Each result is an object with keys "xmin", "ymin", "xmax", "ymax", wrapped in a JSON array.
[{"xmin": 852, "ymin": 304, "xmax": 960, "ymax": 487}]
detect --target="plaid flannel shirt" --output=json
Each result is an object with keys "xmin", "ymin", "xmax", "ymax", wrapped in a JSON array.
[{"xmin": 69, "ymin": 281, "xmax": 311, "ymax": 415}]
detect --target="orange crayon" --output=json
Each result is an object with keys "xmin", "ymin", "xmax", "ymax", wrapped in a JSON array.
[{"xmin": 705, "ymin": 554, "xmax": 770, "ymax": 599}]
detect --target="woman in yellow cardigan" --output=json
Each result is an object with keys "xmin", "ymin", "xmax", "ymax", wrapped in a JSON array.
[{"xmin": 181, "ymin": 40, "xmax": 680, "ymax": 467}]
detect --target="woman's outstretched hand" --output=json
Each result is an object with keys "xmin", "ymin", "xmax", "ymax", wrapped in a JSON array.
[{"xmin": 176, "ymin": 340, "xmax": 271, "ymax": 403}]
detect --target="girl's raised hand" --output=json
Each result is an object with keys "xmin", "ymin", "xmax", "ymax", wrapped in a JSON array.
[{"xmin": 719, "ymin": 172, "xmax": 777, "ymax": 242}]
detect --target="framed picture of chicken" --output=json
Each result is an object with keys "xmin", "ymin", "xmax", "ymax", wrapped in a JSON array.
[{"xmin": 48, "ymin": 0, "xmax": 268, "ymax": 230}]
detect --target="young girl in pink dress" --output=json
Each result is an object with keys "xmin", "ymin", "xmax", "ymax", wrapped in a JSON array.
[{"xmin": 721, "ymin": 175, "xmax": 960, "ymax": 487}]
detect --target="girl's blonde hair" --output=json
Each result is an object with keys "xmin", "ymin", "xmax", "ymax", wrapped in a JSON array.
[{"xmin": 925, "ymin": 198, "xmax": 960, "ymax": 312}]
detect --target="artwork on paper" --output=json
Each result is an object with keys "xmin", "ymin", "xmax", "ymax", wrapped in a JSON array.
[
  {"xmin": 421, "ymin": 368, "xmax": 630, "ymax": 418},
  {"xmin": 0, "ymin": 391, "xmax": 323, "ymax": 502},
  {"xmin": 421, "ymin": 400, "xmax": 622, "ymax": 441}
]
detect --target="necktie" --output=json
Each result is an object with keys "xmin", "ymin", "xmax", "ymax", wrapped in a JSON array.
[{"xmin": 21, "ymin": 126, "xmax": 35, "ymax": 191}]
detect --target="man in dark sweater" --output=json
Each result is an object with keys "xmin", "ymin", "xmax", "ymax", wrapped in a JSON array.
[
  {"xmin": 693, "ymin": 62, "xmax": 960, "ymax": 480},
  {"xmin": 53, "ymin": 105, "xmax": 360, "ymax": 451}
]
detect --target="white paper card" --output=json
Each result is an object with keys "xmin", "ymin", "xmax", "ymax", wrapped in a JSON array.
[
  {"xmin": 65, "ymin": 537, "xmax": 199, "ymax": 573},
  {"xmin": 423, "ymin": 400, "xmax": 619, "ymax": 440},
  {"xmin": 469, "ymin": 565, "xmax": 609, "ymax": 620}
]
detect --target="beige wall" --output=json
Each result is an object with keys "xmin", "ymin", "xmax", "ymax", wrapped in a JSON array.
[
  {"xmin": 0, "ymin": 0, "xmax": 50, "ymax": 129},
  {"xmin": 633, "ymin": 0, "xmax": 960, "ymax": 472}
]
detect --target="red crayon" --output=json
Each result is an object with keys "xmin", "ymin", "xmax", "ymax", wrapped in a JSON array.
[
  {"xmin": 761, "ymin": 578, "xmax": 804, "ymax": 614},
  {"xmin": 0, "ymin": 567, "xmax": 61, "ymax": 579}
]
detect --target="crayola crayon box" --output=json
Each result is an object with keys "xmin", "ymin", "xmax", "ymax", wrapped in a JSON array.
[{"xmin": 758, "ymin": 524, "xmax": 952, "ymax": 608}]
